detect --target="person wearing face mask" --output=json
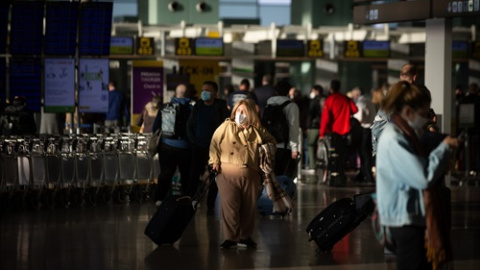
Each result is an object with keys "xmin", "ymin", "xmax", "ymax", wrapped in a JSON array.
[
  {"xmin": 186, "ymin": 81, "xmax": 229, "ymax": 213},
  {"xmin": 209, "ymin": 99, "xmax": 276, "ymax": 249},
  {"xmin": 376, "ymin": 81, "xmax": 459, "ymax": 270}
]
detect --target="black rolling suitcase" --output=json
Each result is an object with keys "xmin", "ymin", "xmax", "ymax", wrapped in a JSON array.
[
  {"xmin": 306, "ymin": 193, "xmax": 374, "ymax": 252},
  {"xmin": 145, "ymin": 171, "xmax": 216, "ymax": 245}
]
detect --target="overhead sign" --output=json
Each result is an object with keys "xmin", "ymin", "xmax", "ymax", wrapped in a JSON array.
[
  {"xmin": 194, "ymin": 38, "xmax": 224, "ymax": 56},
  {"xmin": 452, "ymin": 41, "xmax": 469, "ymax": 58},
  {"xmin": 78, "ymin": 2, "xmax": 113, "ymax": 56},
  {"xmin": 110, "ymin": 37, "xmax": 134, "ymax": 55},
  {"xmin": 10, "ymin": 1, "xmax": 44, "ymax": 55},
  {"xmin": 363, "ymin": 41, "xmax": 390, "ymax": 58},
  {"xmin": 175, "ymin": 38, "xmax": 193, "ymax": 56},
  {"xmin": 307, "ymin": 40, "xmax": 323, "ymax": 58},
  {"xmin": 136, "ymin": 37, "xmax": 154, "ymax": 56},
  {"xmin": 433, "ymin": 0, "xmax": 480, "ymax": 17},
  {"xmin": 353, "ymin": 0, "xmax": 430, "ymax": 24},
  {"xmin": 344, "ymin": 41, "xmax": 362, "ymax": 58},
  {"xmin": 45, "ymin": 2, "xmax": 79, "ymax": 56},
  {"xmin": 78, "ymin": 58, "xmax": 109, "ymax": 113},
  {"xmin": 44, "ymin": 58, "xmax": 76, "ymax": 113},
  {"xmin": 276, "ymin": 40, "xmax": 305, "ymax": 57}
]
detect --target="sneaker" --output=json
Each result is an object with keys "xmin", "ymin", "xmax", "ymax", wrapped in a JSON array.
[
  {"xmin": 238, "ymin": 238, "xmax": 257, "ymax": 248},
  {"xmin": 155, "ymin": 200, "xmax": 162, "ymax": 207},
  {"xmin": 220, "ymin": 240, "xmax": 237, "ymax": 249}
]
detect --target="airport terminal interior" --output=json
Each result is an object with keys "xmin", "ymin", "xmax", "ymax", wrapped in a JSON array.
[{"xmin": 1, "ymin": 0, "xmax": 480, "ymax": 270}]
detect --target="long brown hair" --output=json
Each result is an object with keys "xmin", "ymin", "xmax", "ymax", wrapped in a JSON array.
[
  {"xmin": 230, "ymin": 99, "xmax": 261, "ymax": 129},
  {"xmin": 381, "ymin": 81, "xmax": 431, "ymax": 115}
]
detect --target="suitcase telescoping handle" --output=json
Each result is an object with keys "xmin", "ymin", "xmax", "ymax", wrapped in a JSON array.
[{"xmin": 191, "ymin": 168, "xmax": 218, "ymax": 209}]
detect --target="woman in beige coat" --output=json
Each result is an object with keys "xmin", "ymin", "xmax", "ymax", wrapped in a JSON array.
[{"xmin": 209, "ymin": 98, "xmax": 276, "ymax": 249}]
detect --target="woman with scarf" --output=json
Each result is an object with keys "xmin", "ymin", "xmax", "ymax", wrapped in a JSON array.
[
  {"xmin": 376, "ymin": 81, "xmax": 458, "ymax": 270},
  {"xmin": 209, "ymin": 98, "xmax": 276, "ymax": 249}
]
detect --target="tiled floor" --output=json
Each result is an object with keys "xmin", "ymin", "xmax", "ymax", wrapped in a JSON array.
[{"xmin": 1, "ymin": 177, "xmax": 479, "ymax": 270}]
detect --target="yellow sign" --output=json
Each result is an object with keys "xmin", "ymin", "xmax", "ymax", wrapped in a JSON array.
[
  {"xmin": 176, "ymin": 38, "xmax": 193, "ymax": 56},
  {"xmin": 137, "ymin": 37, "xmax": 154, "ymax": 55},
  {"xmin": 178, "ymin": 59, "xmax": 220, "ymax": 96},
  {"xmin": 344, "ymin": 41, "xmax": 361, "ymax": 58},
  {"xmin": 307, "ymin": 40, "xmax": 323, "ymax": 57}
]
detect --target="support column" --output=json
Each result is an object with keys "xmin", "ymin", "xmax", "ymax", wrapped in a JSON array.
[{"xmin": 425, "ymin": 18, "xmax": 452, "ymax": 133}]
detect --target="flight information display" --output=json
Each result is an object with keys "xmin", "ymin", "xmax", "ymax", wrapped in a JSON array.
[
  {"xmin": 194, "ymin": 38, "xmax": 224, "ymax": 56},
  {"xmin": 10, "ymin": 2, "xmax": 44, "ymax": 55},
  {"xmin": 362, "ymin": 40, "xmax": 390, "ymax": 58},
  {"xmin": 276, "ymin": 40, "xmax": 305, "ymax": 57},
  {"xmin": 452, "ymin": 40, "xmax": 469, "ymax": 58},
  {"xmin": 9, "ymin": 58, "xmax": 42, "ymax": 112},
  {"xmin": 45, "ymin": 2, "xmax": 79, "ymax": 56},
  {"xmin": 0, "ymin": 3, "xmax": 8, "ymax": 54},
  {"xmin": 78, "ymin": 2, "xmax": 113, "ymax": 56}
]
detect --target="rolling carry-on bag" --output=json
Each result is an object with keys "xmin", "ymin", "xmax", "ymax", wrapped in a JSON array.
[
  {"xmin": 306, "ymin": 192, "xmax": 374, "ymax": 252},
  {"xmin": 144, "ymin": 171, "xmax": 216, "ymax": 245}
]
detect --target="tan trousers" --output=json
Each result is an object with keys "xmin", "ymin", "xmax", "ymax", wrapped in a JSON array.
[{"xmin": 217, "ymin": 163, "xmax": 262, "ymax": 241}]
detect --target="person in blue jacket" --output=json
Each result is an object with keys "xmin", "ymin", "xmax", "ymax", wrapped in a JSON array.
[{"xmin": 376, "ymin": 81, "xmax": 458, "ymax": 270}]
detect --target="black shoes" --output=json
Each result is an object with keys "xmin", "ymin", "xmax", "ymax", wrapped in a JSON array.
[
  {"xmin": 220, "ymin": 240, "xmax": 237, "ymax": 249},
  {"xmin": 238, "ymin": 238, "xmax": 257, "ymax": 248}
]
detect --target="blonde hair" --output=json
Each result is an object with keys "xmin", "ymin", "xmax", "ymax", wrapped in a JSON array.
[
  {"xmin": 381, "ymin": 81, "xmax": 431, "ymax": 114},
  {"xmin": 230, "ymin": 99, "xmax": 260, "ymax": 128}
]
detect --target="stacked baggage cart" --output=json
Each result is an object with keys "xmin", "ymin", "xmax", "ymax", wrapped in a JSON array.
[{"xmin": 0, "ymin": 133, "xmax": 159, "ymax": 211}]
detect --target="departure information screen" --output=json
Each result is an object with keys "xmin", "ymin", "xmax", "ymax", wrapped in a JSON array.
[
  {"xmin": 78, "ymin": 2, "xmax": 113, "ymax": 55},
  {"xmin": 276, "ymin": 40, "xmax": 305, "ymax": 57},
  {"xmin": 10, "ymin": 2, "xmax": 44, "ymax": 55},
  {"xmin": 45, "ymin": 2, "xmax": 79, "ymax": 55},
  {"xmin": 9, "ymin": 58, "xmax": 42, "ymax": 112},
  {"xmin": 0, "ymin": 3, "xmax": 8, "ymax": 54},
  {"xmin": 194, "ymin": 38, "xmax": 224, "ymax": 56},
  {"xmin": 362, "ymin": 40, "xmax": 390, "ymax": 58}
]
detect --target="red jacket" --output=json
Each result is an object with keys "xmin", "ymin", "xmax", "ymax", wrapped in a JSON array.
[{"xmin": 319, "ymin": 92, "xmax": 358, "ymax": 137}]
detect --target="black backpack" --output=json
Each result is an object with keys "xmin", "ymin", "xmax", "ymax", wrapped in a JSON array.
[
  {"xmin": 261, "ymin": 100, "xmax": 291, "ymax": 147},
  {"xmin": 161, "ymin": 102, "xmax": 190, "ymax": 139}
]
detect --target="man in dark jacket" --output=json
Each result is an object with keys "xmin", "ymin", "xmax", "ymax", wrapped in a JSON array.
[
  {"xmin": 152, "ymin": 83, "xmax": 192, "ymax": 206},
  {"xmin": 186, "ymin": 81, "xmax": 229, "ymax": 214}
]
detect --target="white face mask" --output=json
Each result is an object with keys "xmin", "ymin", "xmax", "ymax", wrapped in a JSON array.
[
  {"xmin": 235, "ymin": 112, "xmax": 247, "ymax": 125},
  {"xmin": 407, "ymin": 113, "xmax": 428, "ymax": 131},
  {"xmin": 309, "ymin": 92, "xmax": 316, "ymax": 99}
]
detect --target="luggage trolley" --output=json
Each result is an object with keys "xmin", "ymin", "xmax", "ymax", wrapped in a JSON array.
[
  {"xmin": 3, "ymin": 137, "xmax": 34, "ymax": 209},
  {"xmin": 44, "ymin": 136, "xmax": 68, "ymax": 208},
  {"xmin": 60, "ymin": 135, "xmax": 82, "ymax": 207},
  {"xmin": 73, "ymin": 135, "xmax": 90, "ymax": 206},
  {"xmin": 84, "ymin": 135, "xmax": 107, "ymax": 206},
  {"xmin": 30, "ymin": 137, "xmax": 52, "ymax": 208},
  {"xmin": 134, "ymin": 134, "xmax": 154, "ymax": 203},
  {"xmin": 103, "ymin": 134, "xmax": 125, "ymax": 203},
  {"xmin": 118, "ymin": 134, "xmax": 139, "ymax": 202}
]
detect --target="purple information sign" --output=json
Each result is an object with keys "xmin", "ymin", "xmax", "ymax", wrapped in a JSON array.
[{"xmin": 132, "ymin": 61, "xmax": 163, "ymax": 114}]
